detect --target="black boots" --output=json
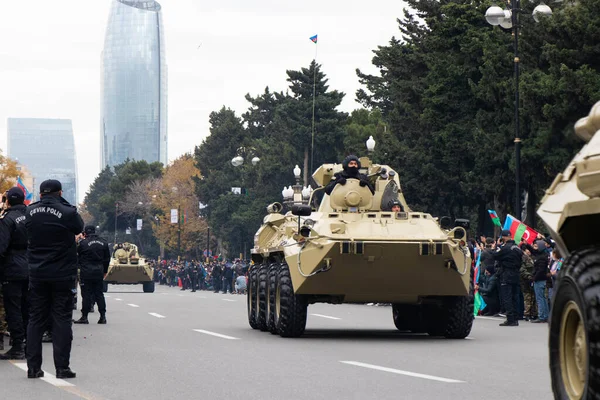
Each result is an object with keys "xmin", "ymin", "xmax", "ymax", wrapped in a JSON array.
[
  {"xmin": 56, "ymin": 368, "xmax": 76, "ymax": 379},
  {"xmin": 73, "ymin": 314, "xmax": 89, "ymax": 324},
  {"xmin": 27, "ymin": 369, "xmax": 44, "ymax": 378},
  {"xmin": 0, "ymin": 339, "xmax": 25, "ymax": 360},
  {"xmin": 499, "ymin": 320, "xmax": 519, "ymax": 327},
  {"xmin": 42, "ymin": 331, "xmax": 52, "ymax": 342},
  {"xmin": 98, "ymin": 314, "xmax": 107, "ymax": 324}
]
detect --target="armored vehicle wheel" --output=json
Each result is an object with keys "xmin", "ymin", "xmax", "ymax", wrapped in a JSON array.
[
  {"xmin": 550, "ymin": 248, "xmax": 596, "ymax": 400},
  {"xmin": 275, "ymin": 263, "xmax": 307, "ymax": 338},
  {"xmin": 143, "ymin": 281, "xmax": 155, "ymax": 293},
  {"xmin": 247, "ymin": 266, "xmax": 259, "ymax": 329},
  {"xmin": 257, "ymin": 264, "xmax": 269, "ymax": 331},
  {"xmin": 392, "ymin": 304, "xmax": 426, "ymax": 333},
  {"xmin": 267, "ymin": 264, "xmax": 279, "ymax": 334},
  {"xmin": 426, "ymin": 278, "xmax": 474, "ymax": 339},
  {"xmin": 103, "ymin": 281, "xmax": 108, "ymax": 293}
]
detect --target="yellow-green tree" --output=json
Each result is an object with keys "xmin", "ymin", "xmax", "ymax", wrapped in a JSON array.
[
  {"xmin": 0, "ymin": 150, "xmax": 19, "ymax": 193},
  {"xmin": 152, "ymin": 154, "xmax": 209, "ymax": 259}
]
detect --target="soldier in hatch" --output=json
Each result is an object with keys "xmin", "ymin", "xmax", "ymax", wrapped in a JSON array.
[{"xmin": 324, "ymin": 155, "xmax": 374, "ymax": 195}]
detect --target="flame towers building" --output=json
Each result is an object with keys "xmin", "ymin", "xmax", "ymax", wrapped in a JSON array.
[{"xmin": 101, "ymin": 0, "xmax": 168, "ymax": 168}]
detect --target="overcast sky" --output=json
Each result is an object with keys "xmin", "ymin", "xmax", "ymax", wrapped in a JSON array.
[{"xmin": 0, "ymin": 0, "xmax": 407, "ymax": 203}]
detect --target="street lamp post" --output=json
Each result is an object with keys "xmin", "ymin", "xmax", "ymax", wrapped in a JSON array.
[
  {"xmin": 114, "ymin": 202, "xmax": 119, "ymax": 244},
  {"xmin": 485, "ymin": 0, "xmax": 552, "ymax": 219}
]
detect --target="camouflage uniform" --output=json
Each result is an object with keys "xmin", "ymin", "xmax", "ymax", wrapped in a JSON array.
[{"xmin": 520, "ymin": 253, "xmax": 537, "ymax": 319}]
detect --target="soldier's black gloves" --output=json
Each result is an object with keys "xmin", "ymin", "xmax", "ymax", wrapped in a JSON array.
[
  {"xmin": 337, "ymin": 177, "xmax": 347, "ymax": 185},
  {"xmin": 359, "ymin": 180, "xmax": 368, "ymax": 187}
]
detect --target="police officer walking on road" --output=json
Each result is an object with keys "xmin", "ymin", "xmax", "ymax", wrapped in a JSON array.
[
  {"xmin": 24, "ymin": 179, "xmax": 84, "ymax": 379},
  {"xmin": 74, "ymin": 225, "xmax": 110, "ymax": 325},
  {"xmin": 0, "ymin": 187, "xmax": 29, "ymax": 360},
  {"xmin": 493, "ymin": 229, "xmax": 523, "ymax": 327}
]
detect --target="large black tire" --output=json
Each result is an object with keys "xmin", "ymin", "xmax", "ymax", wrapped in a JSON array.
[
  {"xmin": 392, "ymin": 304, "xmax": 426, "ymax": 333},
  {"xmin": 426, "ymin": 276, "xmax": 474, "ymax": 339},
  {"xmin": 247, "ymin": 265, "xmax": 259, "ymax": 329},
  {"xmin": 143, "ymin": 281, "xmax": 155, "ymax": 293},
  {"xmin": 257, "ymin": 264, "xmax": 269, "ymax": 331},
  {"xmin": 550, "ymin": 247, "xmax": 596, "ymax": 400},
  {"xmin": 103, "ymin": 281, "xmax": 108, "ymax": 293},
  {"xmin": 275, "ymin": 263, "xmax": 307, "ymax": 338},
  {"xmin": 267, "ymin": 264, "xmax": 279, "ymax": 334}
]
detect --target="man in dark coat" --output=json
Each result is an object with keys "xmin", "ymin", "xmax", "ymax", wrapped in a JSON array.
[
  {"xmin": 0, "ymin": 187, "xmax": 29, "ymax": 359},
  {"xmin": 478, "ymin": 266, "xmax": 500, "ymax": 316},
  {"xmin": 324, "ymin": 155, "xmax": 374, "ymax": 195},
  {"xmin": 24, "ymin": 179, "xmax": 84, "ymax": 379},
  {"xmin": 74, "ymin": 226, "xmax": 110, "ymax": 325},
  {"xmin": 493, "ymin": 229, "xmax": 523, "ymax": 327}
]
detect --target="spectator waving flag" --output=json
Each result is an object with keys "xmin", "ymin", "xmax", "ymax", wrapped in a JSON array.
[
  {"xmin": 309, "ymin": 34, "xmax": 318, "ymax": 43},
  {"xmin": 488, "ymin": 210, "xmax": 502, "ymax": 227},
  {"xmin": 473, "ymin": 248, "xmax": 487, "ymax": 316},
  {"xmin": 503, "ymin": 214, "xmax": 538, "ymax": 244},
  {"xmin": 16, "ymin": 176, "xmax": 33, "ymax": 205}
]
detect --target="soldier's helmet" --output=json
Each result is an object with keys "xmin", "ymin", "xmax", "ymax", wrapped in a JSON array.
[{"xmin": 123, "ymin": 242, "xmax": 131, "ymax": 250}]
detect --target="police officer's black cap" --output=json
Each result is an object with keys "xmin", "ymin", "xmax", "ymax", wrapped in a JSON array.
[
  {"xmin": 501, "ymin": 229, "xmax": 512, "ymax": 237},
  {"xmin": 40, "ymin": 179, "xmax": 62, "ymax": 194},
  {"xmin": 84, "ymin": 225, "xmax": 96, "ymax": 234},
  {"xmin": 6, "ymin": 187, "xmax": 24, "ymax": 205}
]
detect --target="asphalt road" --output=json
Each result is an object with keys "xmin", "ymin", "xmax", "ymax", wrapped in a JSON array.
[{"xmin": 1, "ymin": 284, "xmax": 553, "ymax": 400}]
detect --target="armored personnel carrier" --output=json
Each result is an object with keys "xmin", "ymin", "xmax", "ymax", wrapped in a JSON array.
[
  {"xmin": 248, "ymin": 140, "xmax": 474, "ymax": 338},
  {"xmin": 537, "ymin": 101, "xmax": 600, "ymax": 399},
  {"xmin": 103, "ymin": 242, "xmax": 155, "ymax": 293}
]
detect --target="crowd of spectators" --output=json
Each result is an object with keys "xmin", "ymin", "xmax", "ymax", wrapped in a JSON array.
[
  {"xmin": 473, "ymin": 233, "xmax": 563, "ymax": 323},
  {"xmin": 154, "ymin": 259, "xmax": 248, "ymax": 294}
]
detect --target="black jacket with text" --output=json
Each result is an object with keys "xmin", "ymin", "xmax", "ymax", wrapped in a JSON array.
[
  {"xmin": 25, "ymin": 195, "xmax": 84, "ymax": 281},
  {"xmin": 77, "ymin": 234, "xmax": 111, "ymax": 280},
  {"xmin": 0, "ymin": 204, "xmax": 28, "ymax": 281}
]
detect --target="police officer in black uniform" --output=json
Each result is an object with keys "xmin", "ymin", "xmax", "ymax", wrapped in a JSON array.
[
  {"xmin": 493, "ymin": 229, "xmax": 523, "ymax": 327},
  {"xmin": 74, "ymin": 226, "xmax": 110, "ymax": 325},
  {"xmin": 24, "ymin": 179, "xmax": 84, "ymax": 379},
  {"xmin": 0, "ymin": 187, "xmax": 29, "ymax": 360},
  {"xmin": 190, "ymin": 263, "xmax": 199, "ymax": 292}
]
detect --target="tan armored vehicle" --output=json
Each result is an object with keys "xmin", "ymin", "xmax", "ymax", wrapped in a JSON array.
[
  {"xmin": 537, "ymin": 101, "xmax": 600, "ymax": 399},
  {"xmin": 103, "ymin": 242, "xmax": 155, "ymax": 293},
  {"xmin": 248, "ymin": 142, "xmax": 474, "ymax": 338}
]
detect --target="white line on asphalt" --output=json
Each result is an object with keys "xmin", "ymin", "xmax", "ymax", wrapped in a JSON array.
[
  {"xmin": 476, "ymin": 316, "xmax": 501, "ymax": 321},
  {"xmin": 148, "ymin": 312, "xmax": 166, "ymax": 318},
  {"xmin": 127, "ymin": 304, "xmax": 139, "ymax": 308},
  {"xmin": 193, "ymin": 329, "xmax": 240, "ymax": 340},
  {"xmin": 115, "ymin": 298, "xmax": 122, "ymax": 301},
  {"xmin": 13, "ymin": 362, "xmax": 75, "ymax": 387},
  {"xmin": 222, "ymin": 299, "xmax": 236, "ymax": 302},
  {"xmin": 311, "ymin": 313, "xmax": 341, "ymax": 320},
  {"xmin": 340, "ymin": 361, "xmax": 465, "ymax": 383},
  {"xmin": 161, "ymin": 293, "xmax": 168, "ymax": 295}
]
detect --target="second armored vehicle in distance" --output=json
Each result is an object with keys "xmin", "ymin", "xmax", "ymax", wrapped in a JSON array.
[
  {"xmin": 248, "ymin": 138, "xmax": 474, "ymax": 339},
  {"xmin": 103, "ymin": 242, "xmax": 155, "ymax": 293}
]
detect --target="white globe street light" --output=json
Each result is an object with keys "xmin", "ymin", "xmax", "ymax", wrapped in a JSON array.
[
  {"xmin": 231, "ymin": 156, "xmax": 244, "ymax": 167},
  {"xmin": 499, "ymin": 10, "xmax": 513, "ymax": 29},
  {"xmin": 366, "ymin": 135, "xmax": 376, "ymax": 152},
  {"xmin": 533, "ymin": 2, "xmax": 553, "ymax": 22},
  {"xmin": 251, "ymin": 156, "xmax": 260, "ymax": 166},
  {"xmin": 485, "ymin": 4, "xmax": 506, "ymax": 25},
  {"xmin": 293, "ymin": 165, "xmax": 301, "ymax": 179}
]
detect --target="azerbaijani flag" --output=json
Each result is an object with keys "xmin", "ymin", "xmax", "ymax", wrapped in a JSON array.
[
  {"xmin": 488, "ymin": 209, "xmax": 502, "ymax": 227},
  {"xmin": 16, "ymin": 176, "xmax": 33, "ymax": 205},
  {"xmin": 503, "ymin": 214, "xmax": 538, "ymax": 244},
  {"xmin": 473, "ymin": 248, "xmax": 487, "ymax": 316},
  {"xmin": 309, "ymin": 34, "xmax": 318, "ymax": 43}
]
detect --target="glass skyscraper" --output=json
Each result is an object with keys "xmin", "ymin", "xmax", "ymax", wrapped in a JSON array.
[
  {"xmin": 7, "ymin": 118, "xmax": 78, "ymax": 205},
  {"xmin": 101, "ymin": 0, "xmax": 168, "ymax": 168}
]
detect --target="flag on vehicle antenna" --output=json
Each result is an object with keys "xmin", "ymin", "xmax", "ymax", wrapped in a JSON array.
[{"xmin": 309, "ymin": 34, "xmax": 318, "ymax": 43}]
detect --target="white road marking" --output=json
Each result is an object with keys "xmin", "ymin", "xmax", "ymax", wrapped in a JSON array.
[
  {"xmin": 13, "ymin": 362, "xmax": 75, "ymax": 387},
  {"xmin": 311, "ymin": 313, "xmax": 341, "ymax": 320},
  {"xmin": 476, "ymin": 316, "xmax": 501, "ymax": 321},
  {"xmin": 127, "ymin": 304, "xmax": 139, "ymax": 308},
  {"xmin": 115, "ymin": 298, "xmax": 122, "ymax": 301},
  {"xmin": 340, "ymin": 361, "xmax": 465, "ymax": 383},
  {"xmin": 222, "ymin": 299, "xmax": 236, "ymax": 302},
  {"xmin": 148, "ymin": 312, "xmax": 166, "ymax": 318},
  {"xmin": 161, "ymin": 293, "xmax": 168, "ymax": 295},
  {"xmin": 193, "ymin": 329, "xmax": 240, "ymax": 340}
]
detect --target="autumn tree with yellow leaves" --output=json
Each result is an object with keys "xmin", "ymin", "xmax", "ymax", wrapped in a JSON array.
[{"xmin": 0, "ymin": 150, "xmax": 19, "ymax": 194}]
